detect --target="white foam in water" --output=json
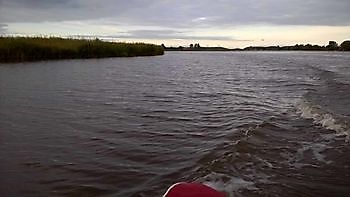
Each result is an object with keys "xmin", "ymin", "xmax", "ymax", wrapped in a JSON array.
[
  {"xmin": 301, "ymin": 142, "xmax": 332, "ymax": 164},
  {"xmin": 197, "ymin": 172, "xmax": 257, "ymax": 197},
  {"xmin": 297, "ymin": 100, "xmax": 350, "ymax": 142},
  {"xmin": 286, "ymin": 142, "xmax": 333, "ymax": 169}
]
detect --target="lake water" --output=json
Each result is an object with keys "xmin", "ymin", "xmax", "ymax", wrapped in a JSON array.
[{"xmin": 1, "ymin": 51, "xmax": 350, "ymax": 197}]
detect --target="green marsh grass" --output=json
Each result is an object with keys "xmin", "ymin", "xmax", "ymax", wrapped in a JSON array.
[{"xmin": 0, "ymin": 37, "xmax": 164, "ymax": 62}]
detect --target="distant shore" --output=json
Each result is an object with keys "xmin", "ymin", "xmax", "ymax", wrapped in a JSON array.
[
  {"xmin": 0, "ymin": 37, "xmax": 164, "ymax": 63},
  {"xmin": 163, "ymin": 40, "xmax": 350, "ymax": 52}
]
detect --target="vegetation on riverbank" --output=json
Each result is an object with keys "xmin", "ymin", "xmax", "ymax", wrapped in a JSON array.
[
  {"xmin": 243, "ymin": 40, "xmax": 350, "ymax": 51},
  {"xmin": 162, "ymin": 40, "xmax": 350, "ymax": 51},
  {"xmin": 0, "ymin": 37, "xmax": 164, "ymax": 62}
]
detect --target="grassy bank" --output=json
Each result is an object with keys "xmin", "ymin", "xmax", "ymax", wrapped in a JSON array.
[{"xmin": 0, "ymin": 37, "xmax": 164, "ymax": 62}]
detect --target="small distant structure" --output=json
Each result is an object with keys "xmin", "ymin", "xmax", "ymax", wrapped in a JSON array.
[
  {"xmin": 189, "ymin": 43, "xmax": 200, "ymax": 48},
  {"xmin": 328, "ymin": 41, "xmax": 337, "ymax": 46},
  {"xmin": 327, "ymin": 41, "xmax": 338, "ymax": 50}
]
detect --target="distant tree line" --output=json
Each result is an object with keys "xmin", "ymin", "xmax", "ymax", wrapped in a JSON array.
[
  {"xmin": 243, "ymin": 40, "xmax": 350, "ymax": 51},
  {"xmin": 162, "ymin": 40, "xmax": 350, "ymax": 51},
  {"xmin": 162, "ymin": 43, "xmax": 230, "ymax": 51},
  {"xmin": 0, "ymin": 37, "xmax": 164, "ymax": 62}
]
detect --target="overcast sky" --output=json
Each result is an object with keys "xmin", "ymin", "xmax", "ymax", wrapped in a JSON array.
[{"xmin": 1, "ymin": 0, "xmax": 349, "ymax": 47}]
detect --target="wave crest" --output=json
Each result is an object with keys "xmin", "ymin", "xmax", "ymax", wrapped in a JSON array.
[{"xmin": 297, "ymin": 100, "xmax": 350, "ymax": 141}]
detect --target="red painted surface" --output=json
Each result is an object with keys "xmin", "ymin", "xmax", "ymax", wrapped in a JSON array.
[{"xmin": 163, "ymin": 182, "xmax": 226, "ymax": 197}]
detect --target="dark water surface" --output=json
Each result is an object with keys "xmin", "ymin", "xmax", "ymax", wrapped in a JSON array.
[{"xmin": 1, "ymin": 52, "xmax": 349, "ymax": 197}]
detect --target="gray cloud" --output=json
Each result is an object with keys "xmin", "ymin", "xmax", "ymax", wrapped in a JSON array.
[
  {"xmin": 0, "ymin": 0, "xmax": 155, "ymax": 23},
  {"xmin": 70, "ymin": 30, "xmax": 245, "ymax": 41},
  {"xmin": 116, "ymin": 30, "xmax": 240, "ymax": 41},
  {"xmin": 0, "ymin": 24, "xmax": 8, "ymax": 34},
  {"xmin": 1, "ymin": 0, "xmax": 75, "ymax": 9},
  {"xmin": 0, "ymin": 0, "xmax": 349, "ymax": 26}
]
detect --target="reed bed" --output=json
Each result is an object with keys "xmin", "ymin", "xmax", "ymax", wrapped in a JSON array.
[{"xmin": 0, "ymin": 37, "xmax": 164, "ymax": 62}]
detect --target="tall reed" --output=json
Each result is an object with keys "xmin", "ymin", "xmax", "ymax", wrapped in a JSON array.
[{"xmin": 0, "ymin": 37, "xmax": 164, "ymax": 62}]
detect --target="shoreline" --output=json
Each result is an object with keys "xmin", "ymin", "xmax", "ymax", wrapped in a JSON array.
[{"xmin": 163, "ymin": 40, "xmax": 350, "ymax": 52}]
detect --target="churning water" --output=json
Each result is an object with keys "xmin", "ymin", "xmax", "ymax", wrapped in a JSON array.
[{"xmin": 1, "ymin": 51, "xmax": 349, "ymax": 197}]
